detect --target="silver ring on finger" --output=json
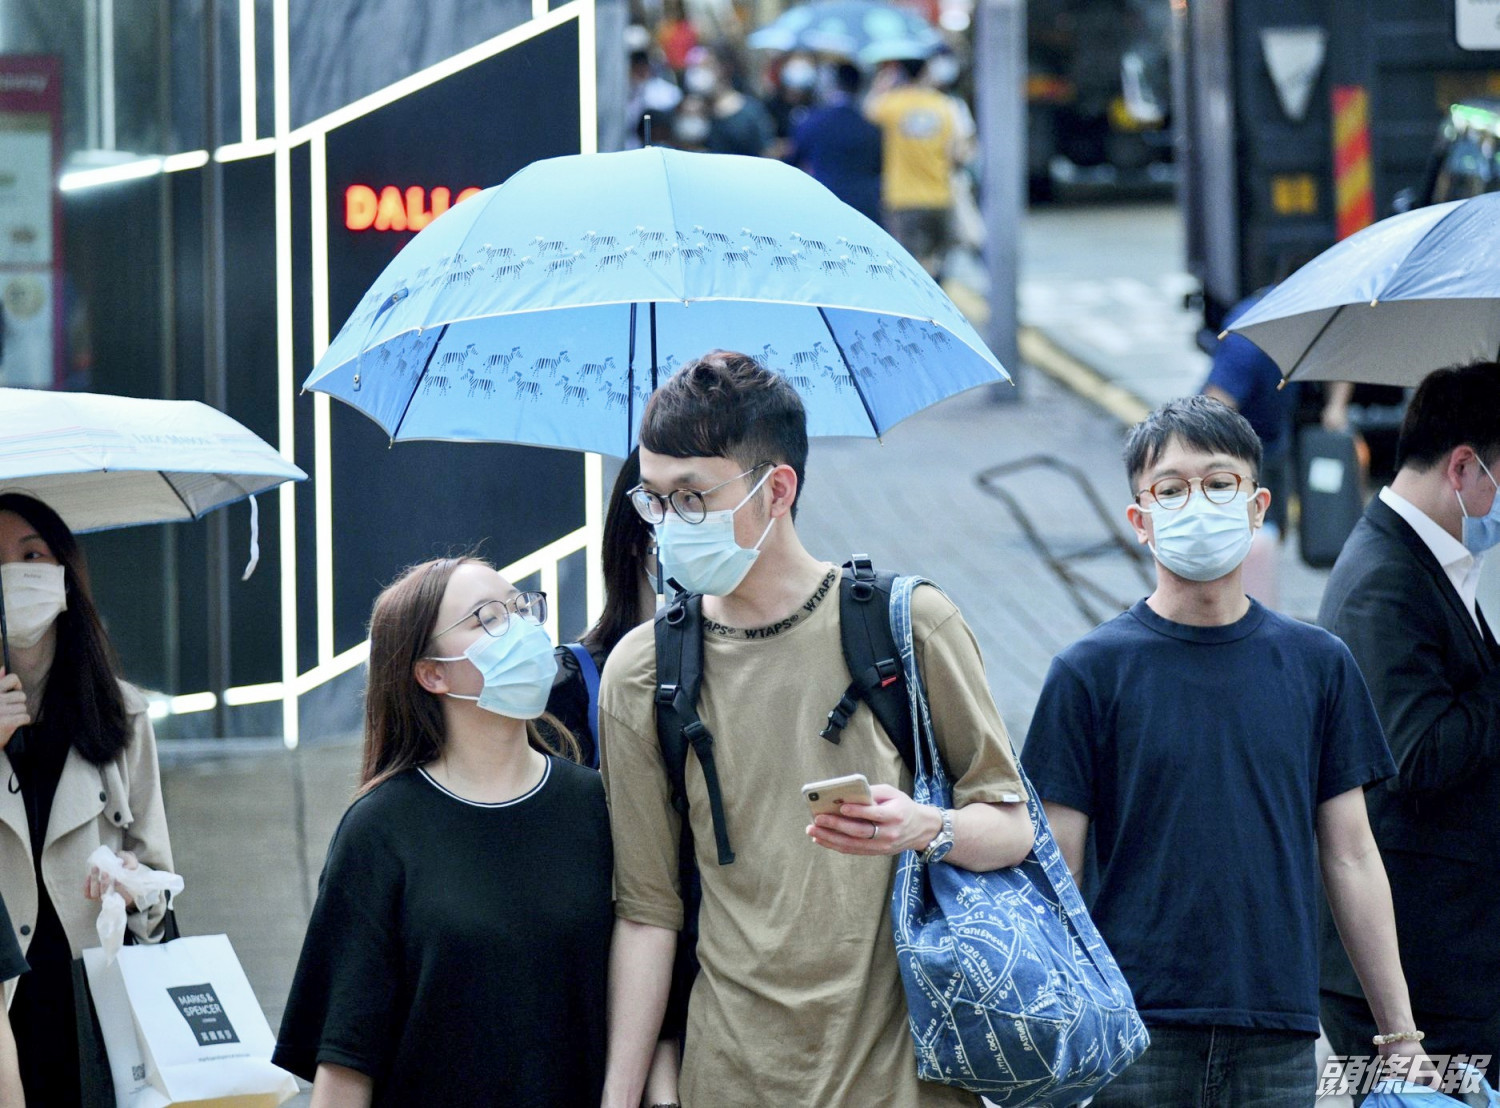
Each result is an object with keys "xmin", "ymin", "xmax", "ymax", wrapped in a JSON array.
[{"xmin": 868, "ymin": 822, "xmax": 879, "ymax": 840}]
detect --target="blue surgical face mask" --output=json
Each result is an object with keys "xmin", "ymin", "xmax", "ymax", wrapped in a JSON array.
[
  {"xmin": 656, "ymin": 468, "xmax": 774, "ymax": 596},
  {"xmin": 430, "ymin": 617, "xmax": 558, "ymax": 720},
  {"xmin": 1147, "ymin": 489, "xmax": 1257, "ymax": 583},
  {"xmin": 1457, "ymin": 456, "xmax": 1500, "ymax": 555}
]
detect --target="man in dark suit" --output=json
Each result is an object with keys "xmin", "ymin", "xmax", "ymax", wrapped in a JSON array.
[{"xmin": 1319, "ymin": 362, "xmax": 1500, "ymax": 1084}]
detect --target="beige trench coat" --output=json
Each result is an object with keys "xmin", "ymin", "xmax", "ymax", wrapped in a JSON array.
[{"xmin": 0, "ymin": 682, "xmax": 173, "ymax": 1003}]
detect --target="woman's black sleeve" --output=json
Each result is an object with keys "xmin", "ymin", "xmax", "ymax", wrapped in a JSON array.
[{"xmin": 272, "ymin": 800, "xmax": 404, "ymax": 1083}]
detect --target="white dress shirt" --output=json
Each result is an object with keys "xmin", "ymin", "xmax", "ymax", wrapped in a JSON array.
[{"xmin": 1379, "ymin": 485, "xmax": 1484, "ymax": 630}]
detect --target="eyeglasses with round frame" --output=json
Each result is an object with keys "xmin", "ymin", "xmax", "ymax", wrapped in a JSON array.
[
  {"xmin": 1134, "ymin": 471, "xmax": 1257, "ymax": 512},
  {"xmin": 627, "ymin": 461, "xmax": 772, "ymax": 525},
  {"xmin": 432, "ymin": 591, "xmax": 548, "ymax": 641}
]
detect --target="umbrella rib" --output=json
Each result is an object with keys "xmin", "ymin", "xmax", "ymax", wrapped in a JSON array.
[
  {"xmin": 818, "ymin": 307, "xmax": 881, "ymax": 438},
  {"xmin": 391, "ymin": 323, "xmax": 451, "ymax": 443},
  {"xmin": 1282, "ymin": 304, "xmax": 1345, "ymax": 384},
  {"xmin": 628, "ymin": 303, "xmax": 638, "ymax": 456}
]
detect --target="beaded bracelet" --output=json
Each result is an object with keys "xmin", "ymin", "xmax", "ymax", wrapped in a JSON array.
[{"xmin": 1372, "ymin": 1030, "xmax": 1425, "ymax": 1046}]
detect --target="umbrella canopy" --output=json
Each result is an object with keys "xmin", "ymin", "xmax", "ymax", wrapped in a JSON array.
[
  {"xmin": 1228, "ymin": 192, "xmax": 1500, "ymax": 385},
  {"xmin": 748, "ymin": 0, "xmax": 941, "ymax": 64},
  {"xmin": 305, "ymin": 148, "xmax": 1007, "ymax": 457},
  {"xmin": 0, "ymin": 388, "xmax": 306, "ymax": 533}
]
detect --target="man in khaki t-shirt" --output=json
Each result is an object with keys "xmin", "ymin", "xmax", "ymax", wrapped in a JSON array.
[{"xmin": 599, "ymin": 350, "xmax": 1034, "ymax": 1108}]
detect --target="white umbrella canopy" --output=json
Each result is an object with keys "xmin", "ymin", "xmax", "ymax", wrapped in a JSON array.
[{"xmin": 0, "ymin": 388, "xmax": 305, "ymax": 533}]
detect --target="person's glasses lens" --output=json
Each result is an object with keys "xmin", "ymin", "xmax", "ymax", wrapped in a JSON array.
[
  {"xmin": 476, "ymin": 601, "xmax": 511, "ymax": 637},
  {"xmin": 1152, "ymin": 479, "xmax": 1190, "ymax": 510},
  {"xmin": 670, "ymin": 489, "xmax": 707, "ymax": 523},
  {"xmin": 1202, "ymin": 473, "xmax": 1243, "ymax": 504},
  {"xmin": 515, "ymin": 592, "xmax": 547, "ymax": 626},
  {"xmin": 629, "ymin": 488, "xmax": 665, "ymax": 524}
]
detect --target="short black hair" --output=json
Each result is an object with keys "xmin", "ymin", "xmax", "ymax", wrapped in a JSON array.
[
  {"xmin": 1395, "ymin": 361, "xmax": 1500, "ymax": 472},
  {"xmin": 1123, "ymin": 394, "xmax": 1263, "ymax": 488},
  {"xmin": 834, "ymin": 62, "xmax": 861, "ymax": 95},
  {"xmin": 639, "ymin": 350, "xmax": 809, "ymax": 515}
]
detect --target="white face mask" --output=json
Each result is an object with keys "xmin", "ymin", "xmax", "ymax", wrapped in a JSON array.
[
  {"xmin": 655, "ymin": 468, "xmax": 774, "ymax": 597},
  {"xmin": 1146, "ymin": 490, "xmax": 1257, "ymax": 583},
  {"xmin": 1, "ymin": 563, "xmax": 66, "ymax": 650}
]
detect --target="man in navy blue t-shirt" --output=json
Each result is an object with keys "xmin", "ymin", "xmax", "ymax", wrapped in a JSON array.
[{"xmin": 1023, "ymin": 396, "xmax": 1425, "ymax": 1106}]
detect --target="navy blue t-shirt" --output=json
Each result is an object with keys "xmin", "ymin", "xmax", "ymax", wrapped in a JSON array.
[{"xmin": 1021, "ymin": 599, "xmax": 1395, "ymax": 1033}]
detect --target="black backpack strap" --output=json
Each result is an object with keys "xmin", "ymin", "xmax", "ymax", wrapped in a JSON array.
[
  {"xmin": 653, "ymin": 593, "xmax": 735, "ymax": 865},
  {"xmin": 821, "ymin": 555, "xmax": 916, "ymax": 774}
]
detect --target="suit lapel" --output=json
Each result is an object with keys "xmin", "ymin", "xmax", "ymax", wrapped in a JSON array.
[{"xmin": 1367, "ymin": 498, "xmax": 1492, "ymax": 664}]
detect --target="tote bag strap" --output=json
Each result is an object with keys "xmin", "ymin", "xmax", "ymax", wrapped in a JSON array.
[{"xmin": 890, "ymin": 577, "xmax": 1119, "ymax": 976}]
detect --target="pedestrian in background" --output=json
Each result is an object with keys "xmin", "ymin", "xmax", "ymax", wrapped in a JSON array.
[
  {"xmin": 546, "ymin": 449, "xmax": 656, "ymax": 768},
  {"xmin": 682, "ymin": 46, "xmax": 775, "ymax": 158},
  {"xmin": 1201, "ymin": 287, "xmax": 1298, "ymax": 608},
  {"xmin": 865, "ymin": 57, "xmax": 962, "ymax": 276},
  {"xmin": 598, "ymin": 351, "xmax": 1033, "ymax": 1108},
  {"xmin": 626, "ymin": 29, "xmax": 683, "ymax": 149},
  {"xmin": 764, "ymin": 52, "xmax": 818, "ymax": 157},
  {"xmin": 274, "ymin": 556, "xmax": 611, "ymax": 1106},
  {"xmin": 1316, "ymin": 363, "xmax": 1500, "ymax": 1087},
  {"xmin": 1022, "ymin": 397, "xmax": 1427, "ymax": 1107},
  {"xmin": 786, "ymin": 62, "xmax": 884, "ymax": 225},
  {"xmin": 0, "ymin": 492, "xmax": 174, "ymax": 1108}
]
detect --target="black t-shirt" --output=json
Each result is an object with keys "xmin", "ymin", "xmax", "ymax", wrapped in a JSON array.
[
  {"xmin": 273, "ymin": 757, "xmax": 613, "ymax": 1107},
  {"xmin": 1022, "ymin": 599, "xmax": 1395, "ymax": 1033}
]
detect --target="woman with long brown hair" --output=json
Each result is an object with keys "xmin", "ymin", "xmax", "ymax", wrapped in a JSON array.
[
  {"xmin": 0, "ymin": 492, "xmax": 174, "ymax": 1108},
  {"xmin": 273, "ymin": 556, "xmax": 612, "ymax": 1107}
]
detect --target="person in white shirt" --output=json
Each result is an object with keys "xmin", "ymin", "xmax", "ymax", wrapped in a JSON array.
[{"xmin": 1317, "ymin": 361, "xmax": 1500, "ymax": 1089}]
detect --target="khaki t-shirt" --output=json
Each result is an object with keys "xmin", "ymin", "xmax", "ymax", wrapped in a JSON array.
[{"xmin": 600, "ymin": 568, "xmax": 1025, "ymax": 1108}]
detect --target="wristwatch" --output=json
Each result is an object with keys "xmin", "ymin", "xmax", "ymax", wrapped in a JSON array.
[{"xmin": 921, "ymin": 807, "xmax": 955, "ymax": 865}]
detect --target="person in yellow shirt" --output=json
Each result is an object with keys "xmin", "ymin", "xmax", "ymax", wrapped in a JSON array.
[{"xmin": 865, "ymin": 58, "xmax": 961, "ymax": 276}]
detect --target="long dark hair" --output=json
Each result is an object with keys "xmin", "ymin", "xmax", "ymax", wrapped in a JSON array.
[
  {"xmin": 578, "ymin": 449, "xmax": 655, "ymax": 656},
  {"xmin": 0, "ymin": 493, "xmax": 130, "ymax": 764},
  {"xmin": 359, "ymin": 555, "xmax": 578, "ymax": 797}
]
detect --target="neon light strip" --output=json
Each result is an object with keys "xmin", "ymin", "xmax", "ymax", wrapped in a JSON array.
[
  {"xmin": 239, "ymin": 0, "xmax": 257, "ymax": 142},
  {"xmin": 311, "ymin": 133, "xmax": 336, "ymax": 665},
  {"xmin": 274, "ymin": 0, "xmax": 299, "ymax": 749},
  {"xmin": 162, "ymin": 151, "xmax": 211, "ymax": 172},
  {"xmin": 58, "ymin": 159, "xmax": 163, "ymax": 191},
  {"xmin": 216, "ymin": 138, "xmax": 278, "ymax": 162}
]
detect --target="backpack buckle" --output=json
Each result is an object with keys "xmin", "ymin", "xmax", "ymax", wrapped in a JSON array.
[
  {"xmin": 820, "ymin": 691, "xmax": 860, "ymax": 744},
  {"xmin": 682, "ymin": 719, "xmax": 712, "ymax": 751},
  {"xmin": 875, "ymin": 658, "xmax": 901, "ymax": 688},
  {"xmin": 656, "ymin": 683, "xmax": 679, "ymax": 707}
]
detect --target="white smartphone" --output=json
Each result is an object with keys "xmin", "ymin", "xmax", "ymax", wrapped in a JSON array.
[{"xmin": 802, "ymin": 773, "xmax": 874, "ymax": 818}]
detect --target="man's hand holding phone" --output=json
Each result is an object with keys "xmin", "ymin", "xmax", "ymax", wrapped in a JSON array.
[{"xmin": 804, "ymin": 774, "xmax": 943, "ymax": 857}]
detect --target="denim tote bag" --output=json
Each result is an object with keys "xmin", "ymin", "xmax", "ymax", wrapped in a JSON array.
[{"xmin": 888, "ymin": 577, "xmax": 1149, "ymax": 1105}]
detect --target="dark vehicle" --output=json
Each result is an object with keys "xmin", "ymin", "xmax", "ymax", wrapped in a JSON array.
[
  {"xmin": 1397, "ymin": 99, "xmax": 1500, "ymax": 211},
  {"xmin": 1175, "ymin": 0, "xmax": 1500, "ymax": 335},
  {"xmin": 1028, "ymin": 0, "xmax": 1174, "ymax": 199}
]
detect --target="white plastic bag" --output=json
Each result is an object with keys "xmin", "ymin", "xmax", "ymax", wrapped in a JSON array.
[
  {"xmin": 83, "ymin": 934, "xmax": 298, "ymax": 1108},
  {"xmin": 89, "ymin": 845, "xmax": 185, "ymax": 963}
]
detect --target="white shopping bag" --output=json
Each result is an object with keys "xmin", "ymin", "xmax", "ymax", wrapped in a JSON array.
[{"xmin": 83, "ymin": 934, "xmax": 298, "ymax": 1108}]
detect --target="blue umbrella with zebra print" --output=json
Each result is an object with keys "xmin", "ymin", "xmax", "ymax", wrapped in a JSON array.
[{"xmin": 304, "ymin": 147, "xmax": 1008, "ymax": 456}]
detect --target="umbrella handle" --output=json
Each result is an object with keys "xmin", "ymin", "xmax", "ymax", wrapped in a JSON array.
[{"xmin": 0, "ymin": 566, "xmax": 9, "ymax": 674}]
